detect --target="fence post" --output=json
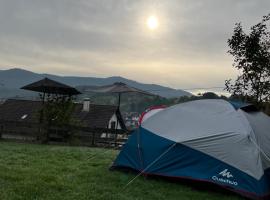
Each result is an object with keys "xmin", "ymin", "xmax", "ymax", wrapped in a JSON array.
[
  {"xmin": 91, "ymin": 132, "xmax": 95, "ymax": 146},
  {"xmin": 38, "ymin": 125, "xmax": 42, "ymax": 142},
  {"xmin": 105, "ymin": 129, "xmax": 109, "ymax": 147},
  {"xmin": 114, "ymin": 129, "xmax": 118, "ymax": 147},
  {"xmin": 0, "ymin": 125, "xmax": 3, "ymax": 139}
]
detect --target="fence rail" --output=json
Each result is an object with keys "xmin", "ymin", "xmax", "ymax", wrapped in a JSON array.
[{"xmin": 0, "ymin": 120, "xmax": 131, "ymax": 148}]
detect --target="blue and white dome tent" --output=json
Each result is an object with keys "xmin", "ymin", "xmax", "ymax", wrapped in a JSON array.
[{"xmin": 112, "ymin": 99, "xmax": 270, "ymax": 199}]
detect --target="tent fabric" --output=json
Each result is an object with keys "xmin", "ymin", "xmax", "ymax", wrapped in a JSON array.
[
  {"xmin": 112, "ymin": 99, "xmax": 270, "ymax": 199},
  {"xmin": 243, "ymin": 111, "xmax": 270, "ymax": 170},
  {"xmin": 138, "ymin": 105, "xmax": 166, "ymax": 125},
  {"xmin": 229, "ymin": 100, "xmax": 259, "ymax": 112},
  {"xmin": 229, "ymin": 100, "xmax": 251, "ymax": 110}
]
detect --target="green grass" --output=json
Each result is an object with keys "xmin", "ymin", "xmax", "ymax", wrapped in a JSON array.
[{"xmin": 0, "ymin": 141, "xmax": 243, "ymax": 200}]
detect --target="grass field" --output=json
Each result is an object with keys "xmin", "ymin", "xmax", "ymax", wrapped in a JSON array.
[{"xmin": 0, "ymin": 141, "xmax": 243, "ymax": 200}]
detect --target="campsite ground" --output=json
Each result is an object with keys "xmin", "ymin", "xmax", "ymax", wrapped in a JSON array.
[{"xmin": 0, "ymin": 141, "xmax": 243, "ymax": 200}]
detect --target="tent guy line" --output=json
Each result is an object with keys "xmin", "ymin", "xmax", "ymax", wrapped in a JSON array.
[{"xmin": 123, "ymin": 142, "xmax": 177, "ymax": 189}]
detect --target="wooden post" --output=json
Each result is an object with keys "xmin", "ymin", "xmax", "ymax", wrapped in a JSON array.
[
  {"xmin": 38, "ymin": 126, "xmax": 41, "ymax": 142},
  {"xmin": 0, "ymin": 125, "xmax": 3, "ymax": 139},
  {"xmin": 105, "ymin": 127, "xmax": 108, "ymax": 139},
  {"xmin": 114, "ymin": 129, "xmax": 118, "ymax": 147},
  {"xmin": 91, "ymin": 132, "xmax": 95, "ymax": 146},
  {"xmin": 105, "ymin": 129, "xmax": 109, "ymax": 147}
]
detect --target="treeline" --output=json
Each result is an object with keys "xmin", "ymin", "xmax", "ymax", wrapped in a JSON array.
[
  {"xmin": 123, "ymin": 92, "xmax": 270, "ymax": 115},
  {"xmin": 125, "ymin": 92, "xmax": 225, "ymax": 113},
  {"xmin": 78, "ymin": 91, "xmax": 270, "ymax": 115}
]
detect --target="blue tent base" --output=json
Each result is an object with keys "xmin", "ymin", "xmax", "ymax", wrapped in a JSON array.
[
  {"xmin": 112, "ymin": 127, "xmax": 270, "ymax": 200},
  {"xmin": 111, "ymin": 166, "xmax": 270, "ymax": 200}
]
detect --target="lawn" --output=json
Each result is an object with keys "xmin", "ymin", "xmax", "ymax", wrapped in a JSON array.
[{"xmin": 0, "ymin": 141, "xmax": 243, "ymax": 200}]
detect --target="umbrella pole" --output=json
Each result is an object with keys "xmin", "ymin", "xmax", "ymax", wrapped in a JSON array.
[
  {"xmin": 42, "ymin": 92, "xmax": 45, "ymax": 104},
  {"xmin": 115, "ymin": 93, "xmax": 121, "ymax": 130},
  {"xmin": 40, "ymin": 92, "xmax": 46, "ymax": 123},
  {"xmin": 118, "ymin": 93, "xmax": 121, "ymax": 109},
  {"xmin": 38, "ymin": 92, "xmax": 46, "ymax": 142},
  {"xmin": 114, "ymin": 93, "xmax": 122, "ymax": 147}
]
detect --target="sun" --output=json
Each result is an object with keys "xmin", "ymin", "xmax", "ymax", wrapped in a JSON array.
[{"xmin": 147, "ymin": 15, "xmax": 159, "ymax": 30}]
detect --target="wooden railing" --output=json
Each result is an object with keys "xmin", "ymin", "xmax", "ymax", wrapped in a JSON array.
[{"xmin": 0, "ymin": 120, "xmax": 131, "ymax": 148}]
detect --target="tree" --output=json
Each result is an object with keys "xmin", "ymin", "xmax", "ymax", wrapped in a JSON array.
[
  {"xmin": 202, "ymin": 92, "xmax": 219, "ymax": 99},
  {"xmin": 39, "ymin": 94, "xmax": 76, "ymax": 143},
  {"xmin": 42, "ymin": 95, "xmax": 75, "ymax": 127},
  {"xmin": 225, "ymin": 14, "xmax": 270, "ymax": 105}
]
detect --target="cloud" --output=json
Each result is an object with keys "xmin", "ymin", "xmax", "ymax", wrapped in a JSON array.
[{"xmin": 0, "ymin": 0, "xmax": 269, "ymax": 90}]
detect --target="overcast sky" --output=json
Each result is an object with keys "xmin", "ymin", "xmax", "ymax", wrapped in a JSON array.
[{"xmin": 0, "ymin": 0, "xmax": 269, "ymax": 93}]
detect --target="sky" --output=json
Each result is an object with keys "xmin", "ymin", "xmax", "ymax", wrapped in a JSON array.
[{"xmin": 0, "ymin": 0, "xmax": 269, "ymax": 94}]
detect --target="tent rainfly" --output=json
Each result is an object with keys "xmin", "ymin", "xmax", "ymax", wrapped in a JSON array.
[{"xmin": 112, "ymin": 99, "xmax": 270, "ymax": 200}]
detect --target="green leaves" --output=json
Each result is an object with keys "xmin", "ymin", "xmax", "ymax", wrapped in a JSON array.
[
  {"xmin": 226, "ymin": 13, "xmax": 270, "ymax": 104},
  {"xmin": 40, "ymin": 94, "xmax": 76, "ymax": 127}
]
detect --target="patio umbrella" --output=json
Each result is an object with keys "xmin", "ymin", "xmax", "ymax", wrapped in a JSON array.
[
  {"xmin": 85, "ymin": 82, "xmax": 156, "ymax": 108},
  {"xmin": 86, "ymin": 82, "xmax": 156, "ymax": 130},
  {"xmin": 21, "ymin": 78, "xmax": 81, "ymax": 96},
  {"xmin": 21, "ymin": 78, "xmax": 81, "ymax": 124}
]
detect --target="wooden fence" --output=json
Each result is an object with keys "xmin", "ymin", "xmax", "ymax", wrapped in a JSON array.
[{"xmin": 0, "ymin": 120, "xmax": 131, "ymax": 148}]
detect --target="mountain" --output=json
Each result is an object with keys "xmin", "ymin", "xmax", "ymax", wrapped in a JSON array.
[{"xmin": 0, "ymin": 68, "xmax": 192, "ymax": 98}]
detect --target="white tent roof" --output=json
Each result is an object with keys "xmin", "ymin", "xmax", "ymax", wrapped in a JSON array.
[{"xmin": 141, "ymin": 99, "xmax": 270, "ymax": 180}]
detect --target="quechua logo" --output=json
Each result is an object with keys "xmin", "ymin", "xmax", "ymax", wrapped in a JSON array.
[{"xmin": 212, "ymin": 169, "xmax": 238, "ymax": 186}]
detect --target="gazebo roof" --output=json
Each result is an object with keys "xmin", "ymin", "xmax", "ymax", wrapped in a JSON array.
[{"xmin": 21, "ymin": 78, "xmax": 81, "ymax": 95}]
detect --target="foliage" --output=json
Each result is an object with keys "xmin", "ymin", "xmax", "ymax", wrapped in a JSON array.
[
  {"xmin": 41, "ymin": 94, "xmax": 76, "ymax": 127},
  {"xmin": 78, "ymin": 91, "xmax": 228, "ymax": 114},
  {"xmin": 133, "ymin": 96, "xmax": 175, "ymax": 113},
  {"xmin": 202, "ymin": 92, "xmax": 219, "ymax": 99},
  {"xmin": 225, "ymin": 14, "xmax": 270, "ymax": 105},
  {"xmin": 0, "ymin": 141, "xmax": 242, "ymax": 200},
  {"xmin": 38, "ymin": 93, "xmax": 77, "ymax": 143}
]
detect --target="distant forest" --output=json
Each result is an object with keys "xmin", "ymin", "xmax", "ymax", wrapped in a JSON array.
[{"xmin": 79, "ymin": 92, "xmax": 258, "ymax": 114}]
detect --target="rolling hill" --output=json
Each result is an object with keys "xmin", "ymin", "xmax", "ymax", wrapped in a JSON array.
[{"xmin": 0, "ymin": 68, "xmax": 192, "ymax": 99}]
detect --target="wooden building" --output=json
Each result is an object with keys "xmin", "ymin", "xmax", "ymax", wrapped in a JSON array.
[{"xmin": 0, "ymin": 98, "xmax": 126, "ymax": 144}]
